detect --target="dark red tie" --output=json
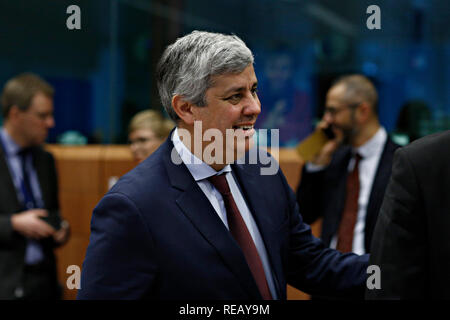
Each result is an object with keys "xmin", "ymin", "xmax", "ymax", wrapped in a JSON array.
[
  {"xmin": 336, "ymin": 153, "xmax": 362, "ymax": 253},
  {"xmin": 208, "ymin": 174, "xmax": 272, "ymax": 300}
]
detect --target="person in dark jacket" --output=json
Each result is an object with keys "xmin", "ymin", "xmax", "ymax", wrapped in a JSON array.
[
  {"xmin": 0, "ymin": 73, "xmax": 70, "ymax": 299},
  {"xmin": 297, "ymin": 75, "xmax": 399, "ymax": 255}
]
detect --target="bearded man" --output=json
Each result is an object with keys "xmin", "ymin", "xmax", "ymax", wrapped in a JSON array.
[{"xmin": 297, "ymin": 74, "xmax": 399, "ymax": 258}]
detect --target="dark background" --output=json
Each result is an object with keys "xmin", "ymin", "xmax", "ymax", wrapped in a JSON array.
[{"xmin": 0, "ymin": 0, "xmax": 448, "ymax": 145}]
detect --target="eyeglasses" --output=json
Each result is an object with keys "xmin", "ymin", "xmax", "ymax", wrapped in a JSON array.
[
  {"xmin": 128, "ymin": 137, "xmax": 153, "ymax": 146},
  {"xmin": 22, "ymin": 109, "xmax": 54, "ymax": 121},
  {"xmin": 33, "ymin": 111, "xmax": 54, "ymax": 121},
  {"xmin": 324, "ymin": 102, "xmax": 362, "ymax": 117}
]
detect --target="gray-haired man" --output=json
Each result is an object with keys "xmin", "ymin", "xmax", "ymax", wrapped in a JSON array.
[{"xmin": 78, "ymin": 31, "xmax": 368, "ymax": 300}]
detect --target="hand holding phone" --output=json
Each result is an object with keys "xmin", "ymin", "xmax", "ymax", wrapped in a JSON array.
[{"xmin": 296, "ymin": 121, "xmax": 340, "ymax": 166}]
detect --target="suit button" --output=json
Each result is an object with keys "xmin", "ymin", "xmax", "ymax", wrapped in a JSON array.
[{"xmin": 14, "ymin": 287, "xmax": 24, "ymax": 298}]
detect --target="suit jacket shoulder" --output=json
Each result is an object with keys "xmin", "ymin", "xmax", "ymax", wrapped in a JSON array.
[
  {"xmin": 400, "ymin": 130, "xmax": 450, "ymax": 166},
  {"xmin": 367, "ymin": 131, "xmax": 450, "ymax": 298}
]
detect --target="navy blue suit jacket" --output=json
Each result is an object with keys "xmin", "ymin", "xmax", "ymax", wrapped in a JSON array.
[{"xmin": 78, "ymin": 137, "xmax": 368, "ymax": 299}]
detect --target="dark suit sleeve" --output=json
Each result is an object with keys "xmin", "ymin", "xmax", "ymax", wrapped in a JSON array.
[
  {"xmin": 0, "ymin": 152, "xmax": 16, "ymax": 245},
  {"xmin": 284, "ymin": 171, "xmax": 369, "ymax": 298},
  {"xmin": 366, "ymin": 148, "xmax": 427, "ymax": 299},
  {"xmin": 46, "ymin": 152, "xmax": 64, "ymax": 248},
  {"xmin": 0, "ymin": 150, "xmax": 62, "ymax": 247},
  {"xmin": 0, "ymin": 215, "xmax": 14, "ymax": 245},
  {"xmin": 77, "ymin": 192, "xmax": 157, "ymax": 299},
  {"xmin": 33, "ymin": 151, "xmax": 64, "ymax": 249},
  {"xmin": 296, "ymin": 166, "xmax": 326, "ymax": 224}
]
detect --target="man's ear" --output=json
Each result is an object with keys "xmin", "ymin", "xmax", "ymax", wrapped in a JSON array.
[
  {"xmin": 7, "ymin": 105, "xmax": 21, "ymax": 121},
  {"xmin": 356, "ymin": 101, "xmax": 370, "ymax": 123},
  {"xmin": 172, "ymin": 95, "xmax": 195, "ymax": 126}
]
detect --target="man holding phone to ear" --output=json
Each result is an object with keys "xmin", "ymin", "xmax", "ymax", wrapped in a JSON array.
[
  {"xmin": 297, "ymin": 75, "xmax": 399, "ymax": 259},
  {"xmin": 0, "ymin": 73, "xmax": 70, "ymax": 299}
]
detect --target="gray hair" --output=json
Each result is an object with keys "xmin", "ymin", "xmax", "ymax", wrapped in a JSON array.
[{"xmin": 156, "ymin": 30, "xmax": 254, "ymax": 121}]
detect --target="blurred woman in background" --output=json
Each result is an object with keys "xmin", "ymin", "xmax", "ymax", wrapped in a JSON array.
[{"xmin": 128, "ymin": 110, "xmax": 174, "ymax": 162}]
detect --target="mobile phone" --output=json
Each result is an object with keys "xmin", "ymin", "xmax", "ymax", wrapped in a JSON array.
[
  {"xmin": 296, "ymin": 128, "xmax": 330, "ymax": 162},
  {"xmin": 40, "ymin": 214, "xmax": 62, "ymax": 231},
  {"xmin": 322, "ymin": 125, "xmax": 336, "ymax": 140}
]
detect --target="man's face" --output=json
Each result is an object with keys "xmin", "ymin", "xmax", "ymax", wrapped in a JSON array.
[
  {"xmin": 17, "ymin": 92, "xmax": 55, "ymax": 147},
  {"xmin": 323, "ymin": 84, "xmax": 358, "ymax": 144},
  {"xmin": 129, "ymin": 128, "xmax": 162, "ymax": 162},
  {"xmin": 191, "ymin": 64, "xmax": 261, "ymax": 164}
]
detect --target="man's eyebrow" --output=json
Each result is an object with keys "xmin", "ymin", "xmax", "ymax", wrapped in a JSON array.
[{"xmin": 222, "ymin": 82, "xmax": 258, "ymax": 96}]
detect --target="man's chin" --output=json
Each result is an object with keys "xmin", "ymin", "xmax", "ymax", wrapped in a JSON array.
[
  {"xmin": 232, "ymin": 139, "xmax": 254, "ymax": 161},
  {"xmin": 233, "ymin": 127, "xmax": 256, "ymax": 139},
  {"xmin": 340, "ymin": 129, "xmax": 355, "ymax": 146},
  {"xmin": 200, "ymin": 136, "xmax": 255, "ymax": 166},
  {"xmin": 331, "ymin": 127, "xmax": 350, "ymax": 145},
  {"xmin": 32, "ymin": 139, "xmax": 46, "ymax": 147}
]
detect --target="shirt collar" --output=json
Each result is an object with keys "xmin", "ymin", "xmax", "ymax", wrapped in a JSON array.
[
  {"xmin": 172, "ymin": 127, "xmax": 231, "ymax": 182},
  {"xmin": 0, "ymin": 127, "xmax": 21, "ymax": 157},
  {"xmin": 354, "ymin": 127, "xmax": 387, "ymax": 159}
]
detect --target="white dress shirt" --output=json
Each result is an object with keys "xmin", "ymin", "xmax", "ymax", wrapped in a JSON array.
[{"xmin": 172, "ymin": 128, "xmax": 278, "ymax": 298}]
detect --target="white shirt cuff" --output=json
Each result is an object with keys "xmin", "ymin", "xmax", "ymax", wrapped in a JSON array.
[{"xmin": 305, "ymin": 162, "xmax": 326, "ymax": 172}]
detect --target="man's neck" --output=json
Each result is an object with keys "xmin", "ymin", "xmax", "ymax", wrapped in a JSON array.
[
  {"xmin": 351, "ymin": 120, "xmax": 381, "ymax": 148},
  {"xmin": 3, "ymin": 122, "xmax": 27, "ymax": 148},
  {"xmin": 176, "ymin": 125, "xmax": 227, "ymax": 172}
]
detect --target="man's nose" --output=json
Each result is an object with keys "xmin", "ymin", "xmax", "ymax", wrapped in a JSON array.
[
  {"xmin": 243, "ymin": 93, "xmax": 261, "ymax": 116},
  {"xmin": 323, "ymin": 111, "xmax": 333, "ymax": 126},
  {"xmin": 130, "ymin": 144, "xmax": 138, "ymax": 153},
  {"xmin": 46, "ymin": 116, "xmax": 55, "ymax": 128}
]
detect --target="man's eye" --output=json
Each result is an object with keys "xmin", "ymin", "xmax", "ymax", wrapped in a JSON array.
[
  {"xmin": 37, "ymin": 113, "xmax": 51, "ymax": 119},
  {"xmin": 129, "ymin": 138, "xmax": 150, "ymax": 144},
  {"xmin": 326, "ymin": 108, "xmax": 337, "ymax": 115},
  {"xmin": 251, "ymin": 88, "xmax": 258, "ymax": 96},
  {"xmin": 226, "ymin": 94, "xmax": 241, "ymax": 102}
]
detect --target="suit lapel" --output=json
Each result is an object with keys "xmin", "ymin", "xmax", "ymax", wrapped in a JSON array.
[
  {"xmin": 32, "ymin": 147, "xmax": 49, "ymax": 208},
  {"xmin": 365, "ymin": 138, "xmax": 397, "ymax": 248},
  {"xmin": 0, "ymin": 147, "xmax": 21, "ymax": 211},
  {"xmin": 162, "ymin": 140, "xmax": 261, "ymax": 299}
]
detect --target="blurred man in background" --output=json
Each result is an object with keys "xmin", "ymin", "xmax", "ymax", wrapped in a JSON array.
[
  {"xmin": 297, "ymin": 75, "xmax": 399, "ymax": 258},
  {"xmin": 0, "ymin": 73, "xmax": 70, "ymax": 300}
]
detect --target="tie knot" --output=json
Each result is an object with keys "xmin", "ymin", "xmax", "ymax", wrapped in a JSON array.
[
  {"xmin": 17, "ymin": 147, "xmax": 32, "ymax": 159},
  {"xmin": 208, "ymin": 174, "xmax": 231, "ymax": 196},
  {"xmin": 350, "ymin": 153, "xmax": 363, "ymax": 173}
]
